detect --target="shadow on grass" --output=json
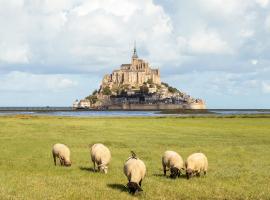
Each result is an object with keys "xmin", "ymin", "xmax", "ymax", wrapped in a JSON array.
[
  {"xmin": 79, "ymin": 166, "xmax": 95, "ymax": 172},
  {"xmin": 153, "ymin": 173, "xmax": 187, "ymax": 179},
  {"xmin": 107, "ymin": 183, "xmax": 128, "ymax": 192},
  {"xmin": 153, "ymin": 173, "xmax": 165, "ymax": 177}
]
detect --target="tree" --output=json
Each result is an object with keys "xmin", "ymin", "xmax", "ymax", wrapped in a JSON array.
[
  {"xmin": 103, "ymin": 86, "xmax": 112, "ymax": 95},
  {"xmin": 86, "ymin": 95, "xmax": 98, "ymax": 104},
  {"xmin": 161, "ymin": 82, "xmax": 169, "ymax": 87},
  {"xmin": 140, "ymin": 85, "xmax": 149, "ymax": 94},
  {"xmin": 161, "ymin": 82, "xmax": 179, "ymax": 93},
  {"xmin": 92, "ymin": 90, "xmax": 98, "ymax": 95},
  {"xmin": 147, "ymin": 78, "xmax": 153, "ymax": 84},
  {"xmin": 168, "ymin": 86, "xmax": 179, "ymax": 93}
]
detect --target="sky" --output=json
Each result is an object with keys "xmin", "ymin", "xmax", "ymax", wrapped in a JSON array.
[{"xmin": 0, "ymin": 0, "xmax": 270, "ymax": 108}]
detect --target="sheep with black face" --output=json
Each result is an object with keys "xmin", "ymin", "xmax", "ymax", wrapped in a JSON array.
[
  {"xmin": 52, "ymin": 143, "xmax": 71, "ymax": 167},
  {"xmin": 123, "ymin": 152, "xmax": 146, "ymax": 194},
  {"xmin": 162, "ymin": 150, "xmax": 184, "ymax": 179},
  {"xmin": 185, "ymin": 153, "xmax": 208, "ymax": 179}
]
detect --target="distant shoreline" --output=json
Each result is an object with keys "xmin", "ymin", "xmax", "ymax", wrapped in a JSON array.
[
  {"xmin": 0, "ymin": 107, "xmax": 270, "ymax": 112},
  {"xmin": 0, "ymin": 108, "xmax": 270, "ymax": 118}
]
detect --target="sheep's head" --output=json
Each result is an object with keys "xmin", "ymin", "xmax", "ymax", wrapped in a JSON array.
[
  {"xmin": 170, "ymin": 167, "xmax": 180, "ymax": 179},
  {"xmin": 65, "ymin": 161, "xmax": 71, "ymax": 167},
  {"xmin": 100, "ymin": 165, "xmax": 108, "ymax": 174},
  {"xmin": 186, "ymin": 168, "xmax": 193, "ymax": 179},
  {"xmin": 64, "ymin": 159, "xmax": 71, "ymax": 167},
  {"xmin": 127, "ymin": 182, "xmax": 143, "ymax": 194}
]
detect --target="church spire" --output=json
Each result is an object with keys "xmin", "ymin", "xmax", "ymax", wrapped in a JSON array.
[{"xmin": 132, "ymin": 41, "xmax": 138, "ymax": 59}]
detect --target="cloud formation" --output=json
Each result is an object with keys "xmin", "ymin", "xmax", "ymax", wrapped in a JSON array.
[{"xmin": 0, "ymin": 0, "xmax": 270, "ymax": 108}]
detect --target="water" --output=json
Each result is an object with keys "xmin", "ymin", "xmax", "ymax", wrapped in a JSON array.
[
  {"xmin": 0, "ymin": 107, "xmax": 270, "ymax": 117},
  {"xmin": 0, "ymin": 108, "xmax": 161, "ymax": 117}
]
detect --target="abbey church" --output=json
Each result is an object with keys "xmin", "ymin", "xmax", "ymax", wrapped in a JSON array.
[
  {"xmin": 73, "ymin": 44, "xmax": 206, "ymax": 110},
  {"xmin": 102, "ymin": 46, "xmax": 160, "ymax": 87}
]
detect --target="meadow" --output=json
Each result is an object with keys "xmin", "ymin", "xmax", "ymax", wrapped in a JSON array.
[{"xmin": 0, "ymin": 115, "xmax": 270, "ymax": 200}]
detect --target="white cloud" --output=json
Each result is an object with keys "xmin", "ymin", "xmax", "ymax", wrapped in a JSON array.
[
  {"xmin": 73, "ymin": 0, "xmax": 139, "ymax": 21},
  {"xmin": 265, "ymin": 15, "xmax": 270, "ymax": 31},
  {"xmin": 47, "ymin": 77, "xmax": 78, "ymax": 91},
  {"xmin": 0, "ymin": 0, "xmax": 174, "ymax": 71},
  {"xmin": 196, "ymin": 0, "xmax": 251, "ymax": 17},
  {"xmin": 0, "ymin": 0, "xmax": 270, "ymax": 107},
  {"xmin": 0, "ymin": 44, "xmax": 30, "ymax": 64},
  {"xmin": 251, "ymin": 59, "xmax": 258, "ymax": 65},
  {"xmin": 256, "ymin": 0, "xmax": 269, "ymax": 7},
  {"xmin": 240, "ymin": 30, "xmax": 254, "ymax": 38},
  {"xmin": 0, "ymin": 71, "xmax": 77, "ymax": 92},
  {"xmin": 178, "ymin": 30, "xmax": 232, "ymax": 54},
  {"xmin": 262, "ymin": 82, "xmax": 270, "ymax": 93}
]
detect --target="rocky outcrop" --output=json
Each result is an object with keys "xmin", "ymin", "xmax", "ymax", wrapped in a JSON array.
[{"xmin": 73, "ymin": 46, "xmax": 206, "ymax": 110}]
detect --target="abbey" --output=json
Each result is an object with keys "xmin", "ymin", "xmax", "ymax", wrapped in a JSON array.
[
  {"xmin": 102, "ymin": 46, "xmax": 160, "ymax": 87},
  {"xmin": 73, "ymin": 44, "xmax": 206, "ymax": 110}
]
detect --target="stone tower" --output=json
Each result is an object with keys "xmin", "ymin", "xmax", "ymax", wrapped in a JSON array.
[{"xmin": 102, "ymin": 44, "xmax": 161, "ymax": 88}]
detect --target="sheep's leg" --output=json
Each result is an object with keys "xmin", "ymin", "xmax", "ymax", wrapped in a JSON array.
[
  {"xmin": 97, "ymin": 161, "xmax": 101, "ymax": 171},
  {"xmin": 163, "ymin": 164, "xmax": 166, "ymax": 176},
  {"xmin": 139, "ymin": 179, "xmax": 142, "ymax": 186},
  {"xmin": 53, "ymin": 154, "xmax": 56, "ymax": 166},
  {"xmin": 93, "ymin": 161, "xmax": 96, "ymax": 172},
  {"xmin": 204, "ymin": 171, "xmax": 207, "ymax": 175},
  {"xmin": 196, "ymin": 171, "xmax": 200, "ymax": 177},
  {"xmin": 60, "ymin": 157, "xmax": 64, "ymax": 166}
]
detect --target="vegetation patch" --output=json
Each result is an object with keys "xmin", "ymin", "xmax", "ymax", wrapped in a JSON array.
[{"xmin": 0, "ymin": 116, "xmax": 270, "ymax": 199}]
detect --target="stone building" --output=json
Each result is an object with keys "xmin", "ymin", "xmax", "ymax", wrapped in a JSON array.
[
  {"xmin": 102, "ymin": 45, "xmax": 160, "ymax": 88},
  {"xmin": 79, "ymin": 99, "xmax": 91, "ymax": 108}
]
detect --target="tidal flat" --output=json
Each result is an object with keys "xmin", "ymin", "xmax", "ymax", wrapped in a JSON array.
[{"xmin": 0, "ymin": 115, "xmax": 270, "ymax": 199}]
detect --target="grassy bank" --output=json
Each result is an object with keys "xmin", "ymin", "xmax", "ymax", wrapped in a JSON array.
[{"xmin": 0, "ymin": 115, "xmax": 270, "ymax": 199}]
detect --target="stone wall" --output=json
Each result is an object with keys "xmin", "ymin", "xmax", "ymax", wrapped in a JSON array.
[
  {"xmin": 108, "ymin": 102, "xmax": 206, "ymax": 110},
  {"xmin": 108, "ymin": 103, "xmax": 183, "ymax": 110}
]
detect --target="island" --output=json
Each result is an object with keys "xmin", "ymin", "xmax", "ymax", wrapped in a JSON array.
[{"xmin": 73, "ymin": 45, "xmax": 206, "ymax": 110}]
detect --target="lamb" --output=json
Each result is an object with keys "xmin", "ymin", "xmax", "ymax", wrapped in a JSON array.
[
  {"xmin": 90, "ymin": 143, "xmax": 111, "ymax": 174},
  {"xmin": 162, "ymin": 150, "xmax": 184, "ymax": 179},
  {"xmin": 123, "ymin": 152, "xmax": 146, "ymax": 194},
  {"xmin": 52, "ymin": 143, "xmax": 71, "ymax": 167},
  {"xmin": 185, "ymin": 152, "xmax": 208, "ymax": 179}
]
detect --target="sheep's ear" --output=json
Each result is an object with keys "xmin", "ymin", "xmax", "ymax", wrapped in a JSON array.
[{"xmin": 130, "ymin": 151, "xmax": 137, "ymax": 159}]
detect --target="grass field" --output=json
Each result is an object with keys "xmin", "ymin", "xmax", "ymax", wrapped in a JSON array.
[{"xmin": 0, "ymin": 115, "xmax": 270, "ymax": 200}]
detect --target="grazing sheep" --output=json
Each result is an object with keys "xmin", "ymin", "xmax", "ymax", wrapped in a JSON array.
[
  {"xmin": 124, "ymin": 152, "xmax": 146, "ymax": 194},
  {"xmin": 52, "ymin": 143, "xmax": 71, "ymax": 167},
  {"xmin": 185, "ymin": 153, "xmax": 208, "ymax": 179},
  {"xmin": 90, "ymin": 143, "xmax": 111, "ymax": 174},
  {"xmin": 162, "ymin": 150, "xmax": 184, "ymax": 179}
]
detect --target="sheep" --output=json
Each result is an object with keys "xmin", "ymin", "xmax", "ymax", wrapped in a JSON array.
[
  {"xmin": 185, "ymin": 153, "xmax": 208, "ymax": 179},
  {"xmin": 162, "ymin": 150, "xmax": 184, "ymax": 179},
  {"xmin": 52, "ymin": 143, "xmax": 71, "ymax": 167},
  {"xmin": 123, "ymin": 152, "xmax": 146, "ymax": 194},
  {"xmin": 90, "ymin": 143, "xmax": 111, "ymax": 174}
]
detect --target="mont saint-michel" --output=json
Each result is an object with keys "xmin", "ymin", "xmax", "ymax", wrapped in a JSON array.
[{"xmin": 73, "ymin": 46, "xmax": 206, "ymax": 110}]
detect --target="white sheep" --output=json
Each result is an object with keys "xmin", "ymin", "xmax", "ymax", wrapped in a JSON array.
[
  {"xmin": 162, "ymin": 150, "xmax": 184, "ymax": 178},
  {"xmin": 52, "ymin": 143, "xmax": 71, "ymax": 167},
  {"xmin": 185, "ymin": 152, "xmax": 208, "ymax": 179},
  {"xmin": 123, "ymin": 152, "xmax": 146, "ymax": 194},
  {"xmin": 90, "ymin": 143, "xmax": 111, "ymax": 174}
]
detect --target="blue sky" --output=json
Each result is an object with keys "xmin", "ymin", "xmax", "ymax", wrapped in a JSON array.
[{"xmin": 0, "ymin": 0, "xmax": 270, "ymax": 108}]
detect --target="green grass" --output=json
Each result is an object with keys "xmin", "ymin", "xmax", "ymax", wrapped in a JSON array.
[{"xmin": 0, "ymin": 115, "xmax": 270, "ymax": 200}]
